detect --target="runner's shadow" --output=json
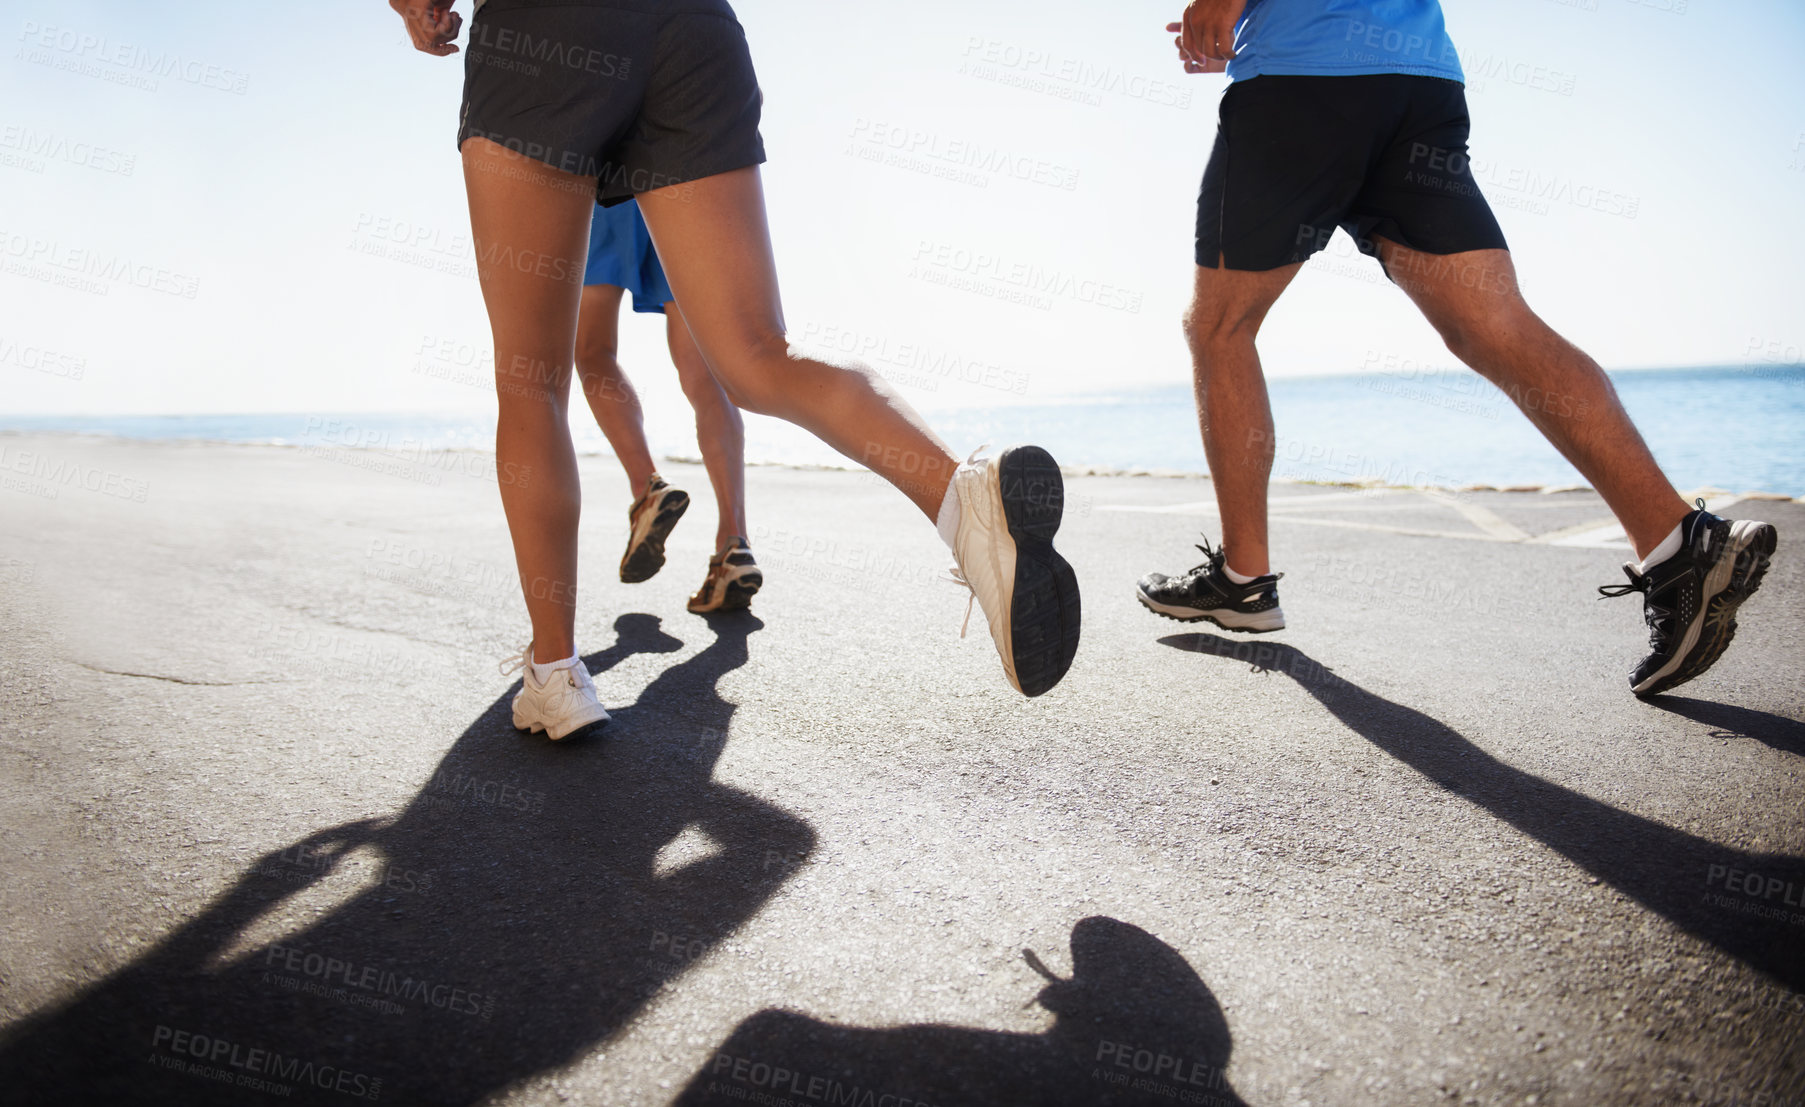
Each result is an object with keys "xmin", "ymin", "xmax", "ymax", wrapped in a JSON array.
[
  {"xmin": 1160, "ymin": 633, "xmax": 1805, "ymax": 993},
  {"xmin": 673, "ymin": 916, "xmax": 1249, "ymax": 1107},
  {"xmin": 1643, "ymin": 696, "xmax": 1805, "ymax": 757},
  {"xmin": 0, "ymin": 611, "xmax": 813, "ymax": 1105}
]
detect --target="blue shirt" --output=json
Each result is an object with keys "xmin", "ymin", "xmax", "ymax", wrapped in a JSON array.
[{"xmin": 1226, "ymin": 0, "xmax": 1464, "ymax": 84}]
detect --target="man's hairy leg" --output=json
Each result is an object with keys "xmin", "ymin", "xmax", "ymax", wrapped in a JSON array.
[
  {"xmin": 1378, "ymin": 238, "xmax": 1690, "ymax": 559},
  {"xmin": 1185, "ymin": 260, "xmax": 1303, "ymax": 578}
]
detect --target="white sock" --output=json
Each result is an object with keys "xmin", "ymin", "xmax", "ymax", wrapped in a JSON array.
[
  {"xmin": 1638, "ymin": 522, "xmax": 1685, "ymax": 573},
  {"xmin": 530, "ymin": 652, "xmax": 579, "ymax": 684},
  {"xmin": 935, "ymin": 480, "xmax": 961, "ymax": 551},
  {"xmin": 1223, "ymin": 564, "xmax": 1259, "ymax": 585}
]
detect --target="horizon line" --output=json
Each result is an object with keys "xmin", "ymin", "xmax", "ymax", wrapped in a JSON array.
[{"xmin": 4, "ymin": 362, "xmax": 1798, "ymax": 422}]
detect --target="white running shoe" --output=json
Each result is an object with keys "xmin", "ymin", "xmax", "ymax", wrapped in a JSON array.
[
  {"xmin": 502, "ymin": 647, "xmax": 610, "ymax": 741},
  {"xmin": 947, "ymin": 446, "xmax": 1081, "ymax": 697}
]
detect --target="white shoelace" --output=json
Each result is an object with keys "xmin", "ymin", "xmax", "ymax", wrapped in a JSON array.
[
  {"xmin": 942, "ymin": 445, "xmax": 990, "ymax": 640},
  {"xmin": 498, "ymin": 645, "xmax": 583, "ymax": 687},
  {"xmin": 946, "ymin": 568, "xmax": 976, "ymax": 638},
  {"xmin": 498, "ymin": 644, "xmax": 531, "ymax": 678}
]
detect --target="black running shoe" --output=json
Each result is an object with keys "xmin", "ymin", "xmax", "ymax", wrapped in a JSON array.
[
  {"xmin": 620, "ymin": 475, "xmax": 689, "ymax": 583},
  {"xmin": 1598, "ymin": 500, "xmax": 1777, "ymax": 697},
  {"xmin": 1136, "ymin": 537, "xmax": 1285, "ymax": 633}
]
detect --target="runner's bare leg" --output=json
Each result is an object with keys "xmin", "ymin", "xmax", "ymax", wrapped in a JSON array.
[
  {"xmin": 635, "ymin": 168, "xmax": 957, "ymax": 519},
  {"xmin": 574, "ymin": 282, "xmax": 660, "ymax": 496},
  {"xmin": 462, "ymin": 141, "xmax": 594, "ymax": 663},
  {"xmin": 1375, "ymin": 238, "xmax": 1691, "ymax": 559},
  {"xmin": 1184, "ymin": 260, "xmax": 1304, "ymax": 578},
  {"xmin": 665, "ymin": 301, "xmax": 749, "ymax": 550}
]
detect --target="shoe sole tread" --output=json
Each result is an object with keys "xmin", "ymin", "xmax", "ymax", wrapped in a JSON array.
[
  {"xmin": 621, "ymin": 492, "xmax": 691, "ymax": 583},
  {"xmin": 998, "ymin": 446, "xmax": 1081, "ymax": 697},
  {"xmin": 1135, "ymin": 591, "xmax": 1286, "ymax": 634}
]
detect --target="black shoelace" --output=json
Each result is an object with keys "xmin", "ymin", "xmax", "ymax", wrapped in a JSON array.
[
  {"xmin": 1595, "ymin": 498, "xmax": 1713, "ymax": 652},
  {"xmin": 1185, "ymin": 536, "xmax": 1227, "ymax": 580},
  {"xmin": 1598, "ymin": 565, "xmax": 1674, "ymax": 651}
]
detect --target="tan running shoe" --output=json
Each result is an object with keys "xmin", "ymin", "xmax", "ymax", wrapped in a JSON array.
[
  {"xmin": 687, "ymin": 538, "xmax": 763, "ymax": 613},
  {"xmin": 620, "ymin": 474, "xmax": 690, "ymax": 583}
]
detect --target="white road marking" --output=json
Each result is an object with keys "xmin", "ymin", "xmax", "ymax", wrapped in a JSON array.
[
  {"xmin": 1533, "ymin": 492, "xmax": 1746, "ymax": 550},
  {"xmin": 1416, "ymin": 488, "xmax": 1531, "ymax": 542},
  {"xmin": 1100, "ymin": 489, "xmax": 1410, "ymax": 516},
  {"xmin": 1260, "ymin": 516, "xmax": 1499, "ymax": 541},
  {"xmin": 1099, "ymin": 501, "xmax": 1218, "ymax": 515},
  {"xmin": 1101, "ymin": 490, "xmax": 1753, "ymax": 549}
]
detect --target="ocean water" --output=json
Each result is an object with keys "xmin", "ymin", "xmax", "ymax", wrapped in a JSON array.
[
  {"xmin": 918, "ymin": 365, "xmax": 1805, "ymax": 496},
  {"xmin": 6, "ymin": 366, "xmax": 1802, "ymax": 497}
]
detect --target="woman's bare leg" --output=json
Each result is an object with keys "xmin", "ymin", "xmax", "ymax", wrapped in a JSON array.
[
  {"xmin": 636, "ymin": 168, "xmax": 956, "ymax": 519},
  {"xmin": 636, "ymin": 166, "xmax": 1078, "ymax": 698},
  {"xmin": 574, "ymin": 283, "xmax": 659, "ymax": 496},
  {"xmin": 665, "ymin": 301, "xmax": 747, "ymax": 550},
  {"xmin": 461, "ymin": 138, "xmax": 595, "ymax": 663}
]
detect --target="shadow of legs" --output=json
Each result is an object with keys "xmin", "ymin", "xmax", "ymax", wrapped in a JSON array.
[
  {"xmin": 0, "ymin": 613, "xmax": 813, "ymax": 1105},
  {"xmin": 1160, "ymin": 632, "xmax": 1805, "ymax": 993}
]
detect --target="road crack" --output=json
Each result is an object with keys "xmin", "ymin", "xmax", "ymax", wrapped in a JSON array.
[{"xmin": 71, "ymin": 662, "xmax": 288, "ymax": 687}]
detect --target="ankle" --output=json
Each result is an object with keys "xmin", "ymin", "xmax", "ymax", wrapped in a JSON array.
[
  {"xmin": 1629, "ymin": 500, "xmax": 1695, "ymax": 564},
  {"xmin": 1635, "ymin": 519, "xmax": 1687, "ymax": 571},
  {"xmin": 532, "ymin": 642, "xmax": 576, "ymax": 665},
  {"xmin": 1223, "ymin": 549, "xmax": 1271, "ymax": 580}
]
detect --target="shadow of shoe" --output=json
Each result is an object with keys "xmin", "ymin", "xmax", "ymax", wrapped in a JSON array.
[{"xmin": 1644, "ymin": 695, "xmax": 1805, "ymax": 757}]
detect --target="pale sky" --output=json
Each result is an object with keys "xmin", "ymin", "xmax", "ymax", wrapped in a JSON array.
[{"xmin": 4, "ymin": 0, "xmax": 1803, "ymax": 422}]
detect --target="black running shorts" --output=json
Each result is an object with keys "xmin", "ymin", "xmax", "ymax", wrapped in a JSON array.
[
  {"xmin": 1195, "ymin": 74, "xmax": 1508, "ymax": 271},
  {"xmin": 457, "ymin": 0, "xmax": 765, "ymax": 206}
]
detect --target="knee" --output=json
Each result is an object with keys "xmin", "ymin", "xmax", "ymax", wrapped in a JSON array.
[
  {"xmin": 495, "ymin": 353, "xmax": 570, "ymax": 410},
  {"xmin": 1433, "ymin": 308, "xmax": 1533, "ymax": 370},
  {"xmin": 696, "ymin": 331, "xmax": 791, "ymax": 416},
  {"xmin": 681, "ymin": 376, "xmax": 738, "ymax": 428},
  {"xmin": 679, "ymin": 370, "xmax": 740, "ymax": 433},
  {"xmin": 672, "ymin": 352, "xmax": 724, "ymax": 409},
  {"xmin": 1434, "ymin": 320, "xmax": 1479, "ymax": 366},
  {"xmin": 574, "ymin": 332, "xmax": 620, "ymax": 378},
  {"xmin": 1183, "ymin": 302, "xmax": 1256, "ymax": 372},
  {"xmin": 574, "ymin": 340, "xmax": 634, "ymax": 407}
]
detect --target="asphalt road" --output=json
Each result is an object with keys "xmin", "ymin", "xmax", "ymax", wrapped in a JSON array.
[{"xmin": 0, "ymin": 434, "xmax": 1800, "ymax": 1106}]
